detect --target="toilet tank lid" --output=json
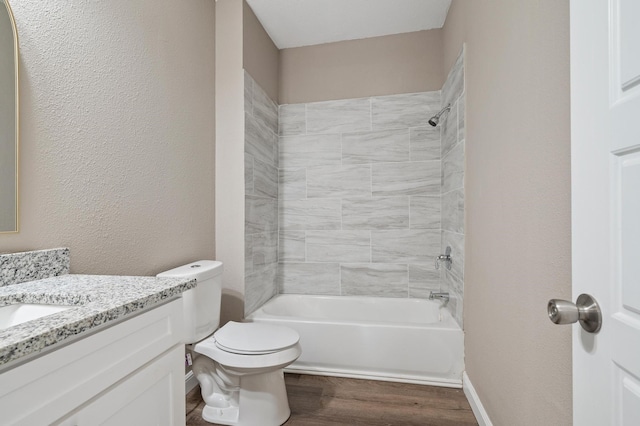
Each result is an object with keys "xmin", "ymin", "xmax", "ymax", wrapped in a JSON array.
[{"xmin": 156, "ymin": 260, "xmax": 223, "ymax": 281}]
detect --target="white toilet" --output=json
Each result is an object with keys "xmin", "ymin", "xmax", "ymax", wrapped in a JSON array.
[{"xmin": 157, "ymin": 260, "xmax": 301, "ymax": 426}]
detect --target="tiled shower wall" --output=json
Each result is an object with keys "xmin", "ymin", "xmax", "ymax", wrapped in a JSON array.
[
  {"xmin": 244, "ymin": 71, "xmax": 279, "ymax": 315},
  {"xmin": 440, "ymin": 50, "xmax": 465, "ymax": 326},
  {"xmin": 277, "ymin": 92, "xmax": 444, "ymax": 298}
]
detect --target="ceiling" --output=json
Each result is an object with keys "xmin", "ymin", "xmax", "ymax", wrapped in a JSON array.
[{"xmin": 245, "ymin": 0, "xmax": 452, "ymax": 49}]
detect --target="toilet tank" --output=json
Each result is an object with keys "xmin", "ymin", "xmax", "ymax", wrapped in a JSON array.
[{"xmin": 157, "ymin": 260, "xmax": 223, "ymax": 344}]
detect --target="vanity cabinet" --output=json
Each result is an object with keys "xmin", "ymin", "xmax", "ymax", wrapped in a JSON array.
[{"xmin": 0, "ymin": 299, "xmax": 186, "ymax": 426}]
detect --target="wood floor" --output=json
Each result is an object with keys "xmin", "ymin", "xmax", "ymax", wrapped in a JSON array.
[{"xmin": 186, "ymin": 374, "xmax": 478, "ymax": 426}]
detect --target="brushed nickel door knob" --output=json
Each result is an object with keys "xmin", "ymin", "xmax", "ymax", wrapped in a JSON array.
[{"xmin": 548, "ymin": 293, "xmax": 602, "ymax": 333}]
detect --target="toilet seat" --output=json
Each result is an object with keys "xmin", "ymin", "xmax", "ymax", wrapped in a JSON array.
[
  {"xmin": 193, "ymin": 321, "xmax": 302, "ymax": 370},
  {"xmin": 214, "ymin": 321, "xmax": 299, "ymax": 355}
]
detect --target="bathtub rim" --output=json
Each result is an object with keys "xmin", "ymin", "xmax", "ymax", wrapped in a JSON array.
[{"xmin": 246, "ymin": 294, "xmax": 460, "ymax": 330}]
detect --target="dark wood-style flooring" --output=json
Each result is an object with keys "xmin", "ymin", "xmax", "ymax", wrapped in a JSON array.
[{"xmin": 186, "ymin": 374, "xmax": 478, "ymax": 426}]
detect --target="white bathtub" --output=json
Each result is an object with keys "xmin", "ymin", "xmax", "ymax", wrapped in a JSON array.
[{"xmin": 245, "ymin": 294, "xmax": 464, "ymax": 387}]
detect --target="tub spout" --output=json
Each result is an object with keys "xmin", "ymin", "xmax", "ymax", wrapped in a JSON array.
[{"xmin": 429, "ymin": 292, "xmax": 449, "ymax": 302}]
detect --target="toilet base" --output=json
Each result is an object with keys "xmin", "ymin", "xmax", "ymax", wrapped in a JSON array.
[{"xmin": 200, "ymin": 369, "xmax": 291, "ymax": 426}]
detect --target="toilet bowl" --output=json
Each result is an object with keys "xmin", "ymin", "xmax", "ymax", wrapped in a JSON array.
[{"xmin": 157, "ymin": 261, "xmax": 301, "ymax": 426}]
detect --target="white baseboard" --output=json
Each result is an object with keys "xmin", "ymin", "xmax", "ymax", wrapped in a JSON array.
[
  {"xmin": 185, "ymin": 370, "xmax": 199, "ymax": 394},
  {"xmin": 463, "ymin": 371, "xmax": 493, "ymax": 426}
]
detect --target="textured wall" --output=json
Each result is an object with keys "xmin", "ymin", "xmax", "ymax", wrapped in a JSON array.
[
  {"xmin": 277, "ymin": 92, "xmax": 443, "ymax": 298},
  {"xmin": 443, "ymin": 1, "xmax": 572, "ymax": 424},
  {"xmin": 279, "ymin": 30, "xmax": 444, "ymax": 104},
  {"xmin": 215, "ymin": 0, "xmax": 245, "ymax": 324},
  {"xmin": 0, "ymin": 0, "xmax": 216, "ymax": 275},
  {"xmin": 244, "ymin": 71, "xmax": 278, "ymax": 314},
  {"xmin": 440, "ymin": 49, "xmax": 465, "ymax": 327}
]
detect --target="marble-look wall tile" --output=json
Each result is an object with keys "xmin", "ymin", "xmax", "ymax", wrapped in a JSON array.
[
  {"xmin": 279, "ymin": 198, "xmax": 341, "ymax": 230},
  {"xmin": 246, "ymin": 113, "xmax": 278, "ymax": 166},
  {"xmin": 306, "ymin": 231, "xmax": 370, "ymax": 263},
  {"xmin": 279, "ymin": 104, "xmax": 306, "ymax": 136},
  {"xmin": 245, "ymin": 73, "xmax": 279, "ymax": 315},
  {"xmin": 441, "ymin": 102, "xmax": 459, "ymax": 158},
  {"xmin": 245, "ymin": 234, "xmax": 254, "ymax": 275},
  {"xmin": 246, "ymin": 195, "xmax": 278, "ymax": 234},
  {"xmin": 273, "ymin": 133, "xmax": 280, "ymax": 170},
  {"xmin": 440, "ymin": 48, "xmax": 465, "ymax": 323},
  {"xmin": 275, "ymin": 88, "xmax": 460, "ymax": 303},
  {"xmin": 372, "ymin": 161, "xmax": 440, "ymax": 196},
  {"xmin": 278, "ymin": 231, "xmax": 305, "ymax": 262},
  {"xmin": 253, "ymin": 82, "xmax": 278, "ymax": 135},
  {"xmin": 443, "ymin": 265, "xmax": 464, "ymax": 296},
  {"xmin": 409, "ymin": 265, "xmax": 441, "ymax": 298},
  {"xmin": 244, "ymin": 71, "xmax": 253, "ymax": 114},
  {"xmin": 341, "ymin": 263, "xmax": 408, "ymax": 297},
  {"xmin": 442, "ymin": 49, "xmax": 465, "ymax": 109},
  {"xmin": 342, "ymin": 129, "xmax": 410, "ymax": 164},
  {"xmin": 279, "ymin": 168, "xmax": 306, "ymax": 200},
  {"xmin": 442, "ymin": 188, "xmax": 464, "ymax": 234},
  {"xmin": 372, "ymin": 92, "xmax": 441, "ymax": 130},
  {"xmin": 0, "ymin": 248, "xmax": 70, "ymax": 287},
  {"xmin": 410, "ymin": 127, "xmax": 441, "ymax": 161},
  {"xmin": 442, "ymin": 141, "xmax": 464, "ymax": 193},
  {"xmin": 279, "ymin": 133, "xmax": 342, "ymax": 168},
  {"xmin": 447, "ymin": 286, "xmax": 464, "ymax": 327},
  {"xmin": 306, "ymin": 98, "xmax": 371, "ymax": 134},
  {"xmin": 342, "ymin": 196, "xmax": 409, "ymax": 230},
  {"xmin": 458, "ymin": 93, "xmax": 465, "ymax": 142},
  {"xmin": 307, "ymin": 165, "xmax": 371, "ymax": 198},
  {"xmin": 410, "ymin": 196, "xmax": 441, "ymax": 229},
  {"xmin": 245, "ymin": 155, "xmax": 254, "ymax": 194},
  {"xmin": 277, "ymin": 263, "xmax": 341, "ymax": 295},
  {"xmin": 371, "ymin": 230, "xmax": 440, "ymax": 263},
  {"xmin": 245, "ymin": 264, "xmax": 277, "ymax": 315},
  {"xmin": 251, "ymin": 231, "xmax": 278, "ymax": 271},
  {"xmin": 253, "ymin": 158, "xmax": 278, "ymax": 199},
  {"xmin": 442, "ymin": 230, "xmax": 464, "ymax": 282}
]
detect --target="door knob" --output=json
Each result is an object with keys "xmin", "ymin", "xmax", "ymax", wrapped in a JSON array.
[{"xmin": 547, "ymin": 293, "xmax": 602, "ymax": 333}]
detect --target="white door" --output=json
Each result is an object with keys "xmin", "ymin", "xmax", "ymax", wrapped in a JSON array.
[{"xmin": 571, "ymin": 0, "xmax": 640, "ymax": 425}]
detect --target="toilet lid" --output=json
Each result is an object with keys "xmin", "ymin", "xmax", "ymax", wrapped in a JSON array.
[{"xmin": 213, "ymin": 321, "xmax": 299, "ymax": 355}]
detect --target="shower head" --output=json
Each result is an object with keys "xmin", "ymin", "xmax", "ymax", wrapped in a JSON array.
[{"xmin": 428, "ymin": 104, "xmax": 451, "ymax": 127}]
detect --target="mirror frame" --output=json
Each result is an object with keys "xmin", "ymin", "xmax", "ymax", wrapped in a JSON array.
[{"xmin": 1, "ymin": 0, "xmax": 19, "ymax": 234}]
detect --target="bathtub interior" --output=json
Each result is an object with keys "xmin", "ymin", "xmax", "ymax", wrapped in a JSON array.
[{"xmin": 258, "ymin": 294, "xmax": 444, "ymax": 325}]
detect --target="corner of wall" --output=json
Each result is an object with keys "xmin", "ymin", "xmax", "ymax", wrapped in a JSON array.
[{"xmin": 243, "ymin": 0, "xmax": 279, "ymax": 103}]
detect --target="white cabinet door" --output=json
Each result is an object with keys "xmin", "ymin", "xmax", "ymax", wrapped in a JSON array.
[
  {"xmin": 571, "ymin": 0, "xmax": 640, "ymax": 424},
  {"xmin": 0, "ymin": 299, "xmax": 184, "ymax": 425},
  {"xmin": 56, "ymin": 346, "xmax": 185, "ymax": 426}
]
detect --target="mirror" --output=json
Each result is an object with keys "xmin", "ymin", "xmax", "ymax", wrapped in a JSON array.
[{"xmin": 0, "ymin": 0, "xmax": 18, "ymax": 233}]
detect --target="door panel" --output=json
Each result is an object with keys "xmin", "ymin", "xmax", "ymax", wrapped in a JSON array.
[{"xmin": 571, "ymin": 0, "xmax": 640, "ymax": 424}]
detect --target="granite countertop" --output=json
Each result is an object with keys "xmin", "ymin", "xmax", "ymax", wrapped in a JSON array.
[{"xmin": 0, "ymin": 274, "xmax": 196, "ymax": 370}]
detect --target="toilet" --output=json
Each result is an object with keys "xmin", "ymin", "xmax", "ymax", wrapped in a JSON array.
[{"xmin": 157, "ymin": 261, "xmax": 301, "ymax": 426}]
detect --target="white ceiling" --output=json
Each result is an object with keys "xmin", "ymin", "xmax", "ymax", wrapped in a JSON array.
[{"xmin": 245, "ymin": 0, "xmax": 452, "ymax": 49}]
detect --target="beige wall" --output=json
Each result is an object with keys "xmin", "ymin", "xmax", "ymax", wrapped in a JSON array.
[
  {"xmin": 443, "ymin": 1, "xmax": 572, "ymax": 425},
  {"xmin": 279, "ymin": 30, "xmax": 444, "ymax": 104},
  {"xmin": 242, "ymin": 0, "xmax": 279, "ymax": 103},
  {"xmin": 0, "ymin": 0, "xmax": 216, "ymax": 276},
  {"xmin": 215, "ymin": 0, "xmax": 246, "ymax": 323}
]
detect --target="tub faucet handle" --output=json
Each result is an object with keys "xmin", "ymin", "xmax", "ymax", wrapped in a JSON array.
[{"xmin": 435, "ymin": 246, "xmax": 452, "ymax": 270}]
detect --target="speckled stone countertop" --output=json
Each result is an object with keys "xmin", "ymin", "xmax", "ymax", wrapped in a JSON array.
[{"xmin": 0, "ymin": 274, "xmax": 196, "ymax": 370}]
